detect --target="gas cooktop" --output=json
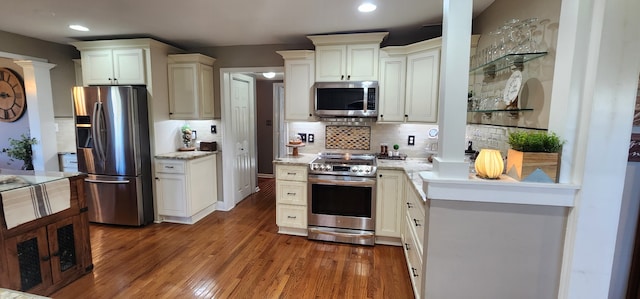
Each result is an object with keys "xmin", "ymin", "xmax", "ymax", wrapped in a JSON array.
[{"xmin": 309, "ymin": 152, "xmax": 377, "ymax": 177}]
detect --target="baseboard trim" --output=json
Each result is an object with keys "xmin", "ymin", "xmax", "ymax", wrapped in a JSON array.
[{"xmin": 258, "ymin": 173, "xmax": 275, "ymax": 178}]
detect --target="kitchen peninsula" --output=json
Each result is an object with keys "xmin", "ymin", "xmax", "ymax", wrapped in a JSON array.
[
  {"xmin": 274, "ymin": 152, "xmax": 580, "ymax": 298},
  {"xmin": 0, "ymin": 170, "xmax": 92, "ymax": 296}
]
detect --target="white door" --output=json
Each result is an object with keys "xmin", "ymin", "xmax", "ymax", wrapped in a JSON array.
[
  {"xmin": 273, "ymin": 83, "xmax": 286, "ymax": 158},
  {"xmin": 230, "ymin": 73, "xmax": 255, "ymax": 203}
]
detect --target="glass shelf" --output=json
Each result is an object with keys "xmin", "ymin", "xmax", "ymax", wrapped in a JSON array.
[
  {"xmin": 470, "ymin": 52, "xmax": 548, "ymax": 75},
  {"xmin": 467, "ymin": 108, "xmax": 533, "ymax": 113}
]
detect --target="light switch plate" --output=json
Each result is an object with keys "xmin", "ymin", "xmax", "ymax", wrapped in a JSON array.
[
  {"xmin": 210, "ymin": 125, "xmax": 217, "ymax": 134},
  {"xmin": 308, "ymin": 134, "xmax": 315, "ymax": 143},
  {"xmin": 408, "ymin": 135, "xmax": 415, "ymax": 146},
  {"xmin": 298, "ymin": 133, "xmax": 307, "ymax": 142}
]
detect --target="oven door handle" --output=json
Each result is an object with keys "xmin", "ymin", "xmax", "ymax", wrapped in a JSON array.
[{"xmin": 308, "ymin": 177, "xmax": 376, "ymax": 187}]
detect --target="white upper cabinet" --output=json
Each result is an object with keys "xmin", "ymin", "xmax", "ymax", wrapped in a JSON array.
[
  {"xmin": 378, "ymin": 38, "xmax": 441, "ymax": 123},
  {"xmin": 406, "ymin": 48, "xmax": 440, "ymax": 123},
  {"xmin": 167, "ymin": 54, "xmax": 216, "ymax": 119},
  {"xmin": 277, "ymin": 50, "xmax": 315, "ymax": 121},
  {"xmin": 81, "ymin": 48, "xmax": 146, "ymax": 85},
  {"xmin": 378, "ymin": 55, "xmax": 407, "ymax": 122},
  {"xmin": 308, "ymin": 32, "xmax": 388, "ymax": 82}
]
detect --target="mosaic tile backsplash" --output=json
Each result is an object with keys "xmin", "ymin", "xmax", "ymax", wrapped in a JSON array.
[{"xmin": 325, "ymin": 126, "xmax": 371, "ymax": 150}]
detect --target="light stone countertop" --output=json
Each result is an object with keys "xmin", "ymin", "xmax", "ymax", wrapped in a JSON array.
[
  {"xmin": 377, "ymin": 158, "xmax": 433, "ymax": 200},
  {"xmin": 155, "ymin": 150, "xmax": 218, "ymax": 160},
  {"xmin": 272, "ymin": 153, "xmax": 318, "ymax": 166}
]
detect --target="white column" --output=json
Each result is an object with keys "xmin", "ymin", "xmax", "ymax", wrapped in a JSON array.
[
  {"xmin": 432, "ymin": 0, "xmax": 473, "ymax": 179},
  {"xmin": 550, "ymin": 0, "xmax": 640, "ymax": 297},
  {"xmin": 14, "ymin": 60, "xmax": 58, "ymax": 172}
]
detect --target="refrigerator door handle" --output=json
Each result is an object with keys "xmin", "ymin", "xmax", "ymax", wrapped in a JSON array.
[
  {"xmin": 92, "ymin": 102, "xmax": 106, "ymax": 162},
  {"xmin": 85, "ymin": 178, "xmax": 131, "ymax": 184}
]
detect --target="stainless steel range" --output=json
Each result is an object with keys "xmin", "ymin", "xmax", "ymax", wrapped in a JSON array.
[{"xmin": 307, "ymin": 153, "xmax": 377, "ymax": 245}]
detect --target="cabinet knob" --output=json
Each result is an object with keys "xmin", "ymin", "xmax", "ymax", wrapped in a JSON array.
[
  {"xmin": 347, "ymin": 75, "xmax": 351, "ymax": 80},
  {"xmin": 406, "ymin": 202, "xmax": 413, "ymax": 208},
  {"xmin": 155, "ymin": 177, "xmax": 159, "ymax": 180},
  {"xmin": 42, "ymin": 255, "xmax": 51, "ymax": 262},
  {"xmin": 309, "ymin": 114, "xmax": 312, "ymax": 117},
  {"xmin": 380, "ymin": 115, "xmax": 383, "ymax": 118},
  {"xmin": 404, "ymin": 243, "xmax": 410, "ymax": 250},
  {"xmin": 379, "ymin": 174, "xmax": 382, "ymax": 178},
  {"xmin": 341, "ymin": 75, "xmax": 344, "ymax": 80},
  {"xmin": 404, "ymin": 114, "xmax": 408, "ymax": 118},
  {"xmin": 413, "ymin": 218, "xmax": 421, "ymax": 227},
  {"xmin": 411, "ymin": 267, "xmax": 419, "ymax": 277}
]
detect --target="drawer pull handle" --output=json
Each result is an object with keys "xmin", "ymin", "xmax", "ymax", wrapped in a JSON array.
[
  {"xmin": 404, "ymin": 243, "xmax": 410, "ymax": 250},
  {"xmin": 411, "ymin": 267, "xmax": 419, "ymax": 277},
  {"xmin": 287, "ymin": 172, "xmax": 297, "ymax": 175},
  {"xmin": 165, "ymin": 166, "xmax": 174, "ymax": 169},
  {"xmin": 413, "ymin": 219, "xmax": 421, "ymax": 227},
  {"xmin": 287, "ymin": 192, "xmax": 296, "ymax": 196},
  {"xmin": 287, "ymin": 216, "xmax": 297, "ymax": 219},
  {"xmin": 406, "ymin": 202, "xmax": 413, "ymax": 208}
]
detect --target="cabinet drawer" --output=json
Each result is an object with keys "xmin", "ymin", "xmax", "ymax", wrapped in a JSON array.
[
  {"xmin": 406, "ymin": 203, "xmax": 425, "ymax": 249},
  {"xmin": 276, "ymin": 166, "xmax": 307, "ymax": 182},
  {"xmin": 155, "ymin": 160, "xmax": 185, "ymax": 174},
  {"xmin": 405, "ymin": 217, "xmax": 423, "ymax": 298},
  {"xmin": 276, "ymin": 204, "xmax": 307, "ymax": 228},
  {"xmin": 276, "ymin": 181, "xmax": 307, "ymax": 205}
]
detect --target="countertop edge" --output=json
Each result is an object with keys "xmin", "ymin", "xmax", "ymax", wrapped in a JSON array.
[
  {"xmin": 155, "ymin": 151, "xmax": 218, "ymax": 160},
  {"xmin": 420, "ymin": 171, "xmax": 580, "ymax": 207}
]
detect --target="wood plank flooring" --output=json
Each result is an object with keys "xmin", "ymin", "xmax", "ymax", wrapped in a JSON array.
[{"xmin": 51, "ymin": 178, "xmax": 413, "ymax": 299}]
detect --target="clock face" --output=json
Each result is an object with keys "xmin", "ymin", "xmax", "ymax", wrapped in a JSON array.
[
  {"xmin": 503, "ymin": 70, "xmax": 523, "ymax": 106},
  {"xmin": 0, "ymin": 68, "xmax": 26, "ymax": 122}
]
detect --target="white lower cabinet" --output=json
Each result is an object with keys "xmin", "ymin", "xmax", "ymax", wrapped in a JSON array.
[
  {"xmin": 155, "ymin": 154, "xmax": 218, "ymax": 224},
  {"xmin": 402, "ymin": 181, "xmax": 428, "ymax": 299},
  {"xmin": 375, "ymin": 170, "xmax": 405, "ymax": 242},
  {"xmin": 275, "ymin": 165, "xmax": 308, "ymax": 236}
]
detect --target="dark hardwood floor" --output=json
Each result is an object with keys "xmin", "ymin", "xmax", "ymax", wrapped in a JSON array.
[{"xmin": 51, "ymin": 178, "xmax": 413, "ymax": 299}]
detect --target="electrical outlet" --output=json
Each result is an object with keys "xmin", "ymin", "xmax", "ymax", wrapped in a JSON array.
[
  {"xmin": 408, "ymin": 135, "xmax": 415, "ymax": 146},
  {"xmin": 210, "ymin": 125, "xmax": 217, "ymax": 134},
  {"xmin": 308, "ymin": 134, "xmax": 315, "ymax": 143},
  {"xmin": 298, "ymin": 133, "xmax": 307, "ymax": 142}
]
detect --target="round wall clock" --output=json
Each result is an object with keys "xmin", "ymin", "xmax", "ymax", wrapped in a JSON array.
[
  {"xmin": 0, "ymin": 68, "xmax": 26, "ymax": 122},
  {"xmin": 503, "ymin": 70, "xmax": 523, "ymax": 109}
]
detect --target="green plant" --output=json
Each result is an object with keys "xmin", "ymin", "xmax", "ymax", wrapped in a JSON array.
[
  {"xmin": 507, "ymin": 131, "xmax": 564, "ymax": 153},
  {"xmin": 1, "ymin": 133, "xmax": 38, "ymax": 170},
  {"xmin": 393, "ymin": 144, "xmax": 399, "ymax": 150}
]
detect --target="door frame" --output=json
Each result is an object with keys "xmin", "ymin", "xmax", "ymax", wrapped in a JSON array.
[
  {"xmin": 219, "ymin": 67, "xmax": 284, "ymax": 211},
  {"xmin": 273, "ymin": 82, "xmax": 285, "ymax": 159}
]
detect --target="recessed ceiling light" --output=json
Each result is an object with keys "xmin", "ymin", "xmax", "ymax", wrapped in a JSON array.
[
  {"xmin": 358, "ymin": 3, "xmax": 377, "ymax": 13},
  {"xmin": 69, "ymin": 24, "xmax": 89, "ymax": 32},
  {"xmin": 262, "ymin": 72, "xmax": 276, "ymax": 79}
]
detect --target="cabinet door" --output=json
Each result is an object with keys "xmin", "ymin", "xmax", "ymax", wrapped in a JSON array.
[
  {"xmin": 284, "ymin": 58, "xmax": 315, "ymax": 121},
  {"xmin": 376, "ymin": 170, "xmax": 404, "ymax": 238},
  {"xmin": 347, "ymin": 44, "xmax": 379, "ymax": 81},
  {"xmin": 187, "ymin": 155, "xmax": 217, "ymax": 214},
  {"xmin": 5, "ymin": 227, "xmax": 53, "ymax": 293},
  {"xmin": 315, "ymin": 45, "xmax": 346, "ymax": 82},
  {"xmin": 47, "ymin": 216, "xmax": 84, "ymax": 285},
  {"xmin": 82, "ymin": 49, "xmax": 114, "ymax": 85},
  {"xmin": 168, "ymin": 63, "xmax": 199, "ymax": 119},
  {"xmin": 378, "ymin": 56, "xmax": 407, "ymax": 122},
  {"xmin": 199, "ymin": 64, "xmax": 215, "ymax": 118},
  {"xmin": 112, "ymin": 48, "xmax": 146, "ymax": 85},
  {"xmin": 156, "ymin": 173, "xmax": 188, "ymax": 217},
  {"xmin": 406, "ymin": 48, "xmax": 440, "ymax": 123}
]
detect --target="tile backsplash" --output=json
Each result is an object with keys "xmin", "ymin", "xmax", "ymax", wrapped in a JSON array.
[
  {"xmin": 325, "ymin": 125, "xmax": 371, "ymax": 150},
  {"xmin": 287, "ymin": 121, "xmax": 438, "ymax": 158}
]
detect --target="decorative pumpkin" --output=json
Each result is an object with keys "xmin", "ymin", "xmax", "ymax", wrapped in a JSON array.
[{"xmin": 474, "ymin": 149, "xmax": 504, "ymax": 179}]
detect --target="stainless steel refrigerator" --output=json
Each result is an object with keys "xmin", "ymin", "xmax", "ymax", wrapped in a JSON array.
[{"xmin": 72, "ymin": 86, "xmax": 153, "ymax": 226}]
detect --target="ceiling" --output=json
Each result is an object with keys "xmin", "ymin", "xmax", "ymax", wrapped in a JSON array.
[{"xmin": 1, "ymin": 0, "xmax": 494, "ymax": 49}]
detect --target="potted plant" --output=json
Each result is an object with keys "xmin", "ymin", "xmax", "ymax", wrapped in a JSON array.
[
  {"xmin": 506, "ymin": 130, "xmax": 565, "ymax": 183},
  {"xmin": 1, "ymin": 133, "xmax": 38, "ymax": 170}
]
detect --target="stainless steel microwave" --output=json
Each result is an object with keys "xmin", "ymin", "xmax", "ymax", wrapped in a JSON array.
[{"xmin": 314, "ymin": 81, "xmax": 378, "ymax": 118}]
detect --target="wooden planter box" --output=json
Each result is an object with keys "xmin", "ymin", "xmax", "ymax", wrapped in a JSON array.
[{"xmin": 505, "ymin": 149, "xmax": 560, "ymax": 183}]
